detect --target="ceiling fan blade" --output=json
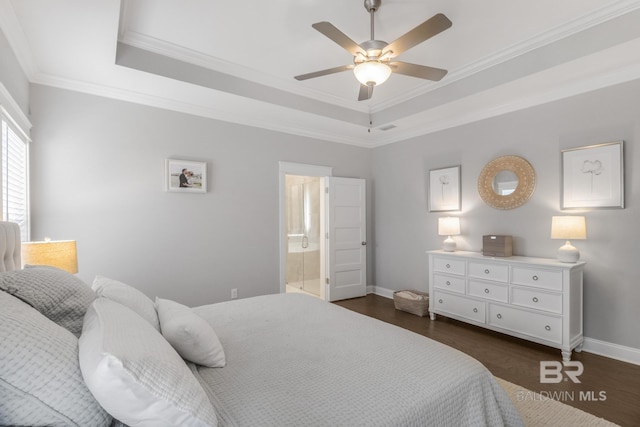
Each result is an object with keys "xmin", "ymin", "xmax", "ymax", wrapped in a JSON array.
[
  {"xmin": 312, "ymin": 22, "xmax": 367, "ymax": 56},
  {"xmin": 383, "ymin": 13, "xmax": 452, "ymax": 58},
  {"xmin": 358, "ymin": 84, "xmax": 373, "ymax": 101},
  {"xmin": 294, "ymin": 64, "xmax": 354, "ymax": 81},
  {"xmin": 390, "ymin": 61, "xmax": 448, "ymax": 81}
]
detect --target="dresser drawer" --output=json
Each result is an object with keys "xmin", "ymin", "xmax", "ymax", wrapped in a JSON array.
[
  {"xmin": 468, "ymin": 280, "xmax": 508, "ymax": 303},
  {"xmin": 433, "ymin": 257, "xmax": 466, "ymax": 276},
  {"xmin": 511, "ymin": 266, "xmax": 562, "ymax": 291},
  {"xmin": 488, "ymin": 304, "xmax": 562, "ymax": 344},
  {"xmin": 433, "ymin": 291, "xmax": 485, "ymax": 323},
  {"xmin": 433, "ymin": 273, "xmax": 465, "ymax": 294},
  {"xmin": 511, "ymin": 286, "xmax": 562, "ymax": 314},
  {"xmin": 468, "ymin": 261, "xmax": 509, "ymax": 283}
]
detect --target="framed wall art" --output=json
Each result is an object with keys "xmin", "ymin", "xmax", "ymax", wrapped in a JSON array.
[
  {"xmin": 561, "ymin": 141, "xmax": 623, "ymax": 209},
  {"xmin": 165, "ymin": 159, "xmax": 207, "ymax": 193},
  {"xmin": 429, "ymin": 165, "xmax": 461, "ymax": 212}
]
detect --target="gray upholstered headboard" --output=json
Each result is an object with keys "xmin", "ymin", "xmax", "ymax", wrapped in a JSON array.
[{"xmin": 0, "ymin": 221, "xmax": 21, "ymax": 272}]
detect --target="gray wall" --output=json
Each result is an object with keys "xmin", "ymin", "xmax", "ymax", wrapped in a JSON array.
[
  {"xmin": 0, "ymin": 28, "xmax": 29, "ymax": 115},
  {"xmin": 372, "ymin": 79, "xmax": 640, "ymax": 350},
  {"xmin": 28, "ymin": 84, "xmax": 372, "ymax": 306},
  {"xmin": 20, "ymin": 75, "xmax": 640, "ymax": 352}
]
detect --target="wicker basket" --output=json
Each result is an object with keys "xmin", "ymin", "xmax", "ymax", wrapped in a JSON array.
[{"xmin": 393, "ymin": 290, "xmax": 429, "ymax": 317}]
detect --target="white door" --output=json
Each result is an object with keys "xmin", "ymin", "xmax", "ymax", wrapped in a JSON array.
[{"xmin": 326, "ymin": 177, "xmax": 367, "ymax": 301}]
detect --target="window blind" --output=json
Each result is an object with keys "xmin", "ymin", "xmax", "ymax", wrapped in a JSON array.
[{"xmin": 1, "ymin": 118, "xmax": 29, "ymax": 241}]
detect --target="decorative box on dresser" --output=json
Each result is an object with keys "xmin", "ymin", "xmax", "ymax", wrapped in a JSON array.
[{"xmin": 427, "ymin": 250, "xmax": 585, "ymax": 362}]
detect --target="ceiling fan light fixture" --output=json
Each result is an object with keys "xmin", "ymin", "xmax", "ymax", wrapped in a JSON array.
[{"xmin": 353, "ymin": 61, "xmax": 392, "ymax": 86}]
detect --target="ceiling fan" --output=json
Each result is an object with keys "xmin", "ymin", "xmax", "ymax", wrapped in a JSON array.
[{"xmin": 294, "ymin": 0, "xmax": 452, "ymax": 101}]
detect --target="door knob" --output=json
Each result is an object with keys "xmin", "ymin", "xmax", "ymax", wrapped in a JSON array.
[{"xmin": 361, "ymin": 241, "xmax": 367, "ymax": 245}]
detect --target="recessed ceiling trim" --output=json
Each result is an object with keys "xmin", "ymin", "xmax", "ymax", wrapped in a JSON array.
[
  {"xmin": 119, "ymin": 30, "xmax": 370, "ymax": 114},
  {"xmin": 370, "ymin": 0, "xmax": 640, "ymax": 113},
  {"xmin": 28, "ymin": 43, "xmax": 640, "ymax": 150},
  {"xmin": 368, "ymin": 59, "xmax": 640, "ymax": 148},
  {"xmin": 116, "ymin": 42, "xmax": 370, "ymax": 127},
  {"xmin": 6, "ymin": 0, "xmax": 640, "ymax": 149},
  {"xmin": 30, "ymin": 73, "xmax": 374, "ymax": 148},
  {"xmin": 0, "ymin": 0, "xmax": 38, "ymax": 80}
]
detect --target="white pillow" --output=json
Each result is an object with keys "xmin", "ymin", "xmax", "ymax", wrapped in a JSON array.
[
  {"xmin": 79, "ymin": 298, "xmax": 218, "ymax": 427},
  {"xmin": 91, "ymin": 275, "xmax": 160, "ymax": 331},
  {"xmin": 156, "ymin": 298, "xmax": 226, "ymax": 368}
]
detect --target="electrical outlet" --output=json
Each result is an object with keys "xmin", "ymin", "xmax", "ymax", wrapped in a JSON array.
[{"xmin": 231, "ymin": 288, "xmax": 238, "ymax": 299}]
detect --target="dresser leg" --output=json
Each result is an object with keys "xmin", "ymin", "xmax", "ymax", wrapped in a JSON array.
[
  {"xmin": 561, "ymin": 349, "xmax": 572, "ymax": 362},
  {"xmin": 575, "ymin": 342, "xmax": 583, "ymax": 353},
  {"xmin": 430, "ymin": 312, "xmax": 436, "ymax": 321}
]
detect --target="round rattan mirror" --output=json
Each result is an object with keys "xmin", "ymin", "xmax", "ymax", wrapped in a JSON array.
[{"xmin": 477, "ymin": 155, "xmax": 536, "ymax": 210}]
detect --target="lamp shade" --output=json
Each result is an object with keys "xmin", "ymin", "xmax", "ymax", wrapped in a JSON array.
[
  {"xmin": 22, "ymin": 240, "xmax": 78, "ymax": 274},
  {"xmin": 551, "ymin": 216, "xmax": 586, "ymax": 240},
  {"xmin": 353, "ymin": 61, "xmax": 392, "ymax": 86},
  {"xmin": 438, "ymin": 217, "xmax": 460, "ymax": 236}
]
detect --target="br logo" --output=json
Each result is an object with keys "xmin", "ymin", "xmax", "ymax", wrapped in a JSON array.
[{"xmin": 540, "ymin": 361, "xmax": 584, "ymax": 383}]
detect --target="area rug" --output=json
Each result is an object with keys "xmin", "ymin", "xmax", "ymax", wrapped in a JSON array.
[{"xmin": 496, "ymin": 378, "xmax": 619, "ymax": 426}]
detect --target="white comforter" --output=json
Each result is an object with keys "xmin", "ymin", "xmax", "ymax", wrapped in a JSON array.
[{"xmin": 193, "ymin": 293, "xmax": 523, "ymax": 427}]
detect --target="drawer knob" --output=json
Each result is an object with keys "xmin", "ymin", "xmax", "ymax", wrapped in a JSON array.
[
  {"xmin": 446, "ymin": 263, "xmax": 451, "ymax": 269},
  {"xmin": 473, "ymin": 308, "xmax": 478, "ymax": 313},
  {"xmin": 496, "ymin": 314, "xmax": 502, "ymax": 319},
  {"xmin": 484, "ymin": 288, "xmax": 490, "ymax": 294},
  {"xmin": 532, "ymin": 297, "xmax": 539, "ymax": 303},
  {"xmin": 532, "ymin": 275, "xmax": 539, "ymax": 281},
  {"xmin": 446, "ymin": 281, "xmax": 451, "ymax": 286},
  {"xmin": 484, "ymin": 269, "xmax": 490, "ymax": 274},
  {"xmin": 438, "ymin": 299, "xmax": 443, "ymax": 304},
  {"xmin": 545, "ymin": 325, "xmax": 551, "ymax": 331}
]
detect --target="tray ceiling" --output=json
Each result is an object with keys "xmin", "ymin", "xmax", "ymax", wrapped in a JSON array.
[{"xmin": 4, "ymin": 0, "xmax": 640, "ymax": 146}]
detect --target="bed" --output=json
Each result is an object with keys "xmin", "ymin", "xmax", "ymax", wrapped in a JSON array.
[{"xmin": 0, "ymin": 221, "xmax": 524, "ymax": 427}]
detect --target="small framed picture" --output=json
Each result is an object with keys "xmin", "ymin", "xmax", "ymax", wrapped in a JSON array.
[
  {"xmin": 165, "ymin": 159, "xmax": 207, "ymax": 193},
  {"xmin": 561, "ymin": 141, "xmax": 624, "ymax": 209},
  {"xmin": 429, "ymin": 165, "xmax": 461, "ymax": 212}
]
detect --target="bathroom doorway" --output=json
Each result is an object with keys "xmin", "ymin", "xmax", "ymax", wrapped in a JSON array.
[
  {"xmin": 278, "ymin": 161, "xmax": 367, "ymax": 301},
  {"xmin": 285, "ymin": 175, "xmax": 322, "ymax": 297}
]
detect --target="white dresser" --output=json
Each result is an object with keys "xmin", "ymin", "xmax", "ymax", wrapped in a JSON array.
[{"xmin": 428, "ymin": 250, "xmax": 585, "ymax": 361}]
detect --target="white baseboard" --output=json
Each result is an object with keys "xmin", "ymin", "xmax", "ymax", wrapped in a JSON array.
[
  {"xmin": 368, "ymin": 286, "xmax": 640, "ymax": 366},
  {"xmin": 582, "ymin": 337, "xmax": 640, "ymax": 366},
  {"xmin": 367, "ymin": 285, "xmax": 394, "ymax": 299}
]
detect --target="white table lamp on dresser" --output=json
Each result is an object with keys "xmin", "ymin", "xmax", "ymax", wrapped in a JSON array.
[
  {"xmin": 438, "ymin": 217, "xmax": 460, "ymax": 252},
  {"xmin": 551, "ymin": 216, "xmax": 586, "ymax": 263}
]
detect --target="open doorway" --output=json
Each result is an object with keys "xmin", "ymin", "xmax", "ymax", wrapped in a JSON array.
[
  {"xmin": 279, "ymin": 162, "xmax": 367, "ymax": 302},
  {"xmin": 279, "ymin": 162, "xmax": 332, "ymax": 300},
  {"xmin": 285, "ymin": 175, "xmax": 322, "ymax": 297}
]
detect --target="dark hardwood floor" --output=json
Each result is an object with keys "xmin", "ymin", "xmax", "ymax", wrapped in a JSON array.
[{"xmin": 334, "ymin": 294, "xmax": 640, "ymax": 427}]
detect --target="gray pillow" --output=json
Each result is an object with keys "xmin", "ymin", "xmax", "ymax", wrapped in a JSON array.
[
  {"xmin": 0, "ymin": 290, "xmax": 111, "ymax": 427},
  {"xmin": 0, "ymin": 265, "xmax": 95, "ymax": 337}
]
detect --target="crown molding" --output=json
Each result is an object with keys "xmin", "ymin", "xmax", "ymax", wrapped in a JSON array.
[
  {"xmin": 0, "ymin": 0, "xmax": 38, "ymax": 80},
  {"xmin": 30, "ymin": 48, "xmax": 640, "ymax": 150},
  {"xmin": 118, "ymin": 30, "xmax": 370, "ymax": 115},
  {"xmin": 368, "ymin": 60, "xmax": 640, "ymax": 147},
  {"xmin": 31, "ymin": 73, "xmax": 373, "ymax": 148},
  {"xmin": 8, "ymin": 0, "xmax": 640, "ymax": 148},
  {"xmin": 370, "ymin": 0, "xmax": 640, "ymax": 113}
]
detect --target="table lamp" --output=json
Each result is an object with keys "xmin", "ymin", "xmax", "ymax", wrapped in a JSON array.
[
  {"xmin": 438, "ymin": 217, "xmax": 460, "ymax": 252},
  {"xmin": 21, "ymin": 238, "xmax": 78, "ymax": 273},
  {"xmin": 551, "ymin": 216, "xmax": 586, "ymax": 263}
]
